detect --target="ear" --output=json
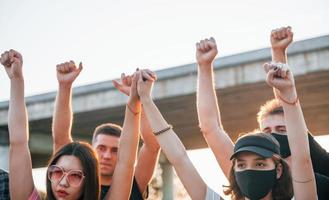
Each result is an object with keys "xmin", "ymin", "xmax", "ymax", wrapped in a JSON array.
[{"xmin": 276, "ymin": 163, "xmax": 283, "ymax": 179}]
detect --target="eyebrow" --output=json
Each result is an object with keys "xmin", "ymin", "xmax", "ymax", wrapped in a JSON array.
[{"xmin": 236, "ymin": 158, "xmax": 245, "ymax": 162}]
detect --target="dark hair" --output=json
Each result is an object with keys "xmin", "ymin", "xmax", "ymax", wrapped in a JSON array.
[
  {"xmin": 46, "ymin": 141, "xmax": 100, "ymax": 200},
  {"xmin": 92, "ymin": 123, "xmax": 122, "ymax": 144},
  {"xmin": 224, "ymin": 133, "xmax": 293, "ymax": 200}
]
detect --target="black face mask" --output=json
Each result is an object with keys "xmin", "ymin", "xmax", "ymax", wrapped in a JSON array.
[
  {"xmin": 235, "ymin": 169, "xmax": 277, "ymax": 200},
  {"xmin": 271, "ymin": 133, "xmax": 291, "ymax": 158}
]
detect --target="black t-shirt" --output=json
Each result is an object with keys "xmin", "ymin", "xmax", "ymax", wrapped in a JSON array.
[
  {"xmin": 101, "ymin": 177, "xmax": 147, "ymax": 200},
  {"xmin": 307, "ymin": 133, "xmax": 329, "ymax": 200},
  {"xmin": 315, "ymin": 172, "xmax": 329, "ymax": 200},
  {"xmin": 308, "ymin": 133, "xmax": 329, "ymax": 176}
]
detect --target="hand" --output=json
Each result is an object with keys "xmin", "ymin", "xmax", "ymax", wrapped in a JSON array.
[
  {"xmin": 196, "ymin": 37, "xmax": 218, "ymax": 68},
  {"xmin": 264, "ymin": 62, "xmax": 296, "ymax": 97},
  {"xmin": 137, "ymin": 69, "xmax": 157, "ymax": 102},
  {"xmin": 129, "ymin": 71, "xmax": 140, "ymax": 104},
  {"xmin": 271, "ymin": 26, "xmax": 293, "ymax": 51},
  {"xmin": 0, "ymin": 49, "xmax": 23, "ymax": 79},
  {"xmin": 56, "ymin": 61, "xmax": 83, "ymax": 85},
  {"xmin": 113, "ymin": 73, "xmax": 133, "ymax": 96}
]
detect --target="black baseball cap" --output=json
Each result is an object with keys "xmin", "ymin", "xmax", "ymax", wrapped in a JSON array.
[{"xmin": 230, "ymin": 133, "xmax": 281, "ymax": 160}]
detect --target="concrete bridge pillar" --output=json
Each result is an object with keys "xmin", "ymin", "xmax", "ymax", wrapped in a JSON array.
[{"xmin": 160, "ymin": 154, "xmax": 174, "ymax": 200}]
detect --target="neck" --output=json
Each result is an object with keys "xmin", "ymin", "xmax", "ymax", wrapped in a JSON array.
[{"xmin": 101, "ymin": 174, "xmax": 113, "ymax": 186}]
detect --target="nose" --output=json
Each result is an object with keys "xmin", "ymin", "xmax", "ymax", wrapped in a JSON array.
[
  {"xmin": 102, "ymin": 150, "xmax": 112, "ymax": 159},
  {"xmin": 58, "ymin": 174, "xmax": 69, "ymax": 187}
]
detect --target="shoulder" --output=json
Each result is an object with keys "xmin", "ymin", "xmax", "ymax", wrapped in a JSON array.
[{"xmin": 28, "ymin": 188, "xmax": 41, "ymax": 200}]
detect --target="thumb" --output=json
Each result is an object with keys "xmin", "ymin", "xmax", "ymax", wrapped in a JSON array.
[
  {"xmin": 78, "ymin": 62, "xmax": 83, "ymax": 72},
  {"xmin": 263, "ymin": 63, "xmax": 273, "ymax": 73}
]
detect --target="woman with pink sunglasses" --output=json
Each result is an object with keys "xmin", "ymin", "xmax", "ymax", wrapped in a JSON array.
[
  {"xmin": 0, "ymin": 49, "xmax": 100, "ymax": 200},
  {"xmin": 1, "ymin": 49, "xmax": 143, "ymax": 200}
]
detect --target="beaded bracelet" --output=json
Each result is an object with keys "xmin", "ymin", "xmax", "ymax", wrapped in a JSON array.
[{"xmin": 153, "ymin": 125, "xmax": 173, "ymax": 136}]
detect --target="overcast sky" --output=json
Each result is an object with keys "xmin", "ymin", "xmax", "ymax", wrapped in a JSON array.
[{"xmin": 1, "ymin": 0, "xmax": 328, "ymax": 101}]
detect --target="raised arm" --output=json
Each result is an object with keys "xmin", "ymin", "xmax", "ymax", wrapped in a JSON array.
[
  {"xmin": 52, "ymin": 61, "xmax": 82, "ymax": 152},
  {"xmin": 107, "ymin": 71, "xmax": 142, "ymax": 200},
  {"xmin": 1, "ymin": 50, "xmax": 34, "ymax": 199},
  {"xmin": 113, "ymin": 72, "xmax": 160, "ymax": 194},
  {"xmin": 271, "ymin": 27, "xmax": 329, "ymax": 176},
  {"xmin": 264, "ymin": 62, "xmax": 317, "ymax": 199},
  {"xmin": 137, "ymin": 70, "xmax": 207, "ymax": 200},
  {"xmin": 196, "ymin": 38, "xmax": 234, "ymax": 178}
]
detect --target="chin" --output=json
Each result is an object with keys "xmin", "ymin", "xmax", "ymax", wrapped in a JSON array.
[{"xmin": 101, "ymin": 169, "xmax": 114, "ymax": 177}]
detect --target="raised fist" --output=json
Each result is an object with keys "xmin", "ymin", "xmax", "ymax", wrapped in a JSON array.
[
  {"xmin": 196, "ymin": 37, "xmax": 218, "ymax": 67},
  {"xmin": 56, "ymin": 61, "xmax": 83, "ymax": 85},
  {"xmin": 271, "ymin": 26, "xmax": 294, "ymax": 51},
  {"xmin": 0, "ymin": 49, "xmax": 23, "ymax": 79},
  {"xmin": 263, "ymin": 62, "xmax": 295, "ymax": 93}
]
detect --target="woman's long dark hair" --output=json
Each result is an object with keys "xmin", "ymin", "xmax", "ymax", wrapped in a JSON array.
[{"xmin": 46, "ymin": 141, "xmax": 100, "ymax": 200}]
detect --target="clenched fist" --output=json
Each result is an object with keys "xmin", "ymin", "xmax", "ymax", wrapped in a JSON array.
[
  {"xmin": 271, "ymin": 26, "xmax": 294, "ymax": 51},
  {"xmin": 196, "ymin": 37, "xmax": 218, "ymax": 68},
  {"xmin": 263, "ymin": 62, "xmax": 296, "ymax": 100},
  {"xmin": 0, "ymin": 49, "xmax": 23, "ymax": 79},
  {"xmin": 56, "ymin": 61, "xmax": 83, "ymax": 85}
]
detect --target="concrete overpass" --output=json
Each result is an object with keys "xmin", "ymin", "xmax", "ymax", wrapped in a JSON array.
[{"xmin": 1, "ymin": 35, "xmax": 329, "ymax": 169}]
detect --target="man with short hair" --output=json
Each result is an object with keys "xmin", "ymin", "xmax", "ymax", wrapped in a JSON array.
[
  {"xmin": 0, "ymin": 168, "xmax": 10, "ymax": 200},
  {"xmin": 258, "ymin": 98, "xmax": 329, "ymax": 170},
  {"xmin": 258, "ymin": 26, "xmax": 329, "ymax": 199},
  {"xmin": 52, "ymin": 62, "xmax": 160, "ymax": 199}
]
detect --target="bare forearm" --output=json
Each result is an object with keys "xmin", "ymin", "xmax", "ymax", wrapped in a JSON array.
[
  {"xmin": 52, "ymin": 84, "xmax": 73, "ymax": 152},
  {"xmin": 108, "ymin": 101, "xmax": 140, "ymax": 200},
  {"xmin": 117, "ymin": 100, "xmax": 140, "ymax": 166},
  {"xmin": 276, "ymin": 89, "xmax": 309, "ymax": 160},
  {"xmin": 141, "ymin": 98, "xmax": 186, "ymax": 164},
  {"xmin": 271, "ymin": 48, "xmax": 287, "ymax": 63},
  {"xmin": 9, "ymin": 78, "xmax": 34, "ymax": 199},
  {"xmin": 197, "ymin": 66, "xmax": 234, "ymax": 177},
  {"xmin": 141, "ymin": 98, "xmax": 206, "ymax": 198},
  {"xmin": 140, "ymin": 108, "xmax": 160, "ymax": 151},
  {"xmin": 197, "ymin": 65, "xmax": 223, "ymax": 132},
  {"xmin": 8, "ymin": 78, "xmax": 28, "ymax": 145},
  {"xmin": 275, "ymin": 88, "xmax": 316, "ymax": 198}
]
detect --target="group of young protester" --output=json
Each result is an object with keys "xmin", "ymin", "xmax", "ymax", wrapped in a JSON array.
[{"xmin": 0, "ymin": 26, "xmax": 328, "ymax": 200}]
